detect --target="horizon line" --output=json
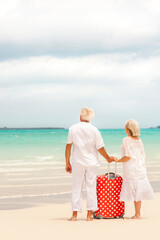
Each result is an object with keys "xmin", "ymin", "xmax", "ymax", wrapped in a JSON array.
[{"xmin": 0, "ymin": 127, "xmax": 159, "ymax": 130}]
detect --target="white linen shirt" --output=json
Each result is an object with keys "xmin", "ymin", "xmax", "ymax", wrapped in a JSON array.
[{"xmin": 67, "ymin": 122, "xmax": 104, "ymax": 167}]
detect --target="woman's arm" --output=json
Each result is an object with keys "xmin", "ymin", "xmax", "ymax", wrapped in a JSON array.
[{"xmin": 115, "ymin": 156, "xmax": 131, "ymax": 162}]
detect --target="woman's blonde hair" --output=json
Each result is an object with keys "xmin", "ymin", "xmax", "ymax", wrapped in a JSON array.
[
  {"xmin": 126, "ymin": 119, "xmax": 140, "ymax": 137},
  {"xmin": 80, "ymin": 107, "xmax": 95, "ymax": 122}
]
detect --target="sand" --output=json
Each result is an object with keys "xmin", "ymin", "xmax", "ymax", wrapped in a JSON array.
[{"xmin": 0, "ymin": 193, "xmax": 159, "ymax": 240}]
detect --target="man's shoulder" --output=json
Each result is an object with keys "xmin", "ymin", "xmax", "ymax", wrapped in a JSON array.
[
  {"xmin": 69, "ymin": 123, "xmax": 80, "ymax": 130},
  {"xmin": 89, "ymin": 123, "xmax": 97, "ymax": 129},
  {"xmin": 69, "ymin": 122, "xmax": 99, "ymax": 132},
  {"xmin": 89, "ymin": 124, "xmax": 100, "ymax": 133}
]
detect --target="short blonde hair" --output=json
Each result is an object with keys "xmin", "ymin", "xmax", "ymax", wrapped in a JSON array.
[
  {"xmin": 126, "ymin": 119, "xmax": 140, "ymax": 137},
  {"xmin": 80, "ymin": 107, "xmax": 95, "ymax": 122}
]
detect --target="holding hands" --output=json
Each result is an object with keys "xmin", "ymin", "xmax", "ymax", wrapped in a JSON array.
[
  {"xmin": 110, "ymin": 156, "xmax": 131, "ymax": 163},
  {"xmin": 109, "ymin": 156, "xmax": 119, "ymax": 162},
  {"xmin": 113, "ymin": 157, "xmax": 119, "ymax": 162}
]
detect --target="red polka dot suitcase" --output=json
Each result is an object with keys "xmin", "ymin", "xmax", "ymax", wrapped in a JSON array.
[{"xmin": 93, "ymin": 163, "xmax": 125, "ymax": 219}]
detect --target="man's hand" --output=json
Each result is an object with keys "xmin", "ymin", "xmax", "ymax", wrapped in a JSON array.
[
  {"xmin": 66, "ymin": 163, "xmax": 72, "ymax": 173},
  {"xmin": 65, "ymin": 144, "xmax": 72, "ymax": 173},
  {"xmin": 109, "ymin": 156, "xmax": 115, "ymax": 162}
]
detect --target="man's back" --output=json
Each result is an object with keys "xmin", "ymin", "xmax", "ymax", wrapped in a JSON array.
[{"xmin": 67, "ymin": 122, "xmax": 104, "ymax": 166}]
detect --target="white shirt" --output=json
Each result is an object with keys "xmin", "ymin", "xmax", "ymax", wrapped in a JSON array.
[
  {"xmin": 121, "ymin": 137, "xmax": 147, "ymax": 180},
  {"xmin": 67, "ymin": 122, "xmax": 104, "ymax": 167}
]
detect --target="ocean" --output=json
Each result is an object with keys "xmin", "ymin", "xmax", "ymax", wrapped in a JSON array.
[{"xmin": 0, "ymin": 128, "xmax": 159, "ymax": 210}]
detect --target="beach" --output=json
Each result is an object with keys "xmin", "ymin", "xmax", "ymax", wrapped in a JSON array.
[
  {"xmin": 0, "ymin": 128, "xmax": 159, "ymax": 239},
  {"xmin": 0, "ymin": 194, "xmax": 159, "ymax": 240},
  {"xmin": 1, "ymin": 0, "xmax": 160, "ymax": 238}
]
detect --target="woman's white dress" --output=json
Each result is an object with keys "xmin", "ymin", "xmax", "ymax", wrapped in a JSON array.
[{"xmin": 120, "ymin": 137, "xmax": 154, "ymax": 202}]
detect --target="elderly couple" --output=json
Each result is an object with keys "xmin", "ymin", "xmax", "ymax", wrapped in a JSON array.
[
  {"xmin": 65, "ymin": 107, "xmax": 154, "ymax": 221},
  {"xmin": 65, "ymin": 107, "xmax": 115, "ymax": 221}
]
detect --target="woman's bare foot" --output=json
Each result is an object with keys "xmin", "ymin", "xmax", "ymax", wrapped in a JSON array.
[
  {"xmin": 87, "ymin": 216, "xmax": 93, "ymax": 221},
  {"xmin": 132, "ymin": 215, "xmax": 142, "ymax": 219},
  {"xmin": 87, "ymin": 210, "xmax": 93, "ymax": 221},
  {"xmin": 68, "ymin": 217, "xmax": 77, "ymax": 221}
]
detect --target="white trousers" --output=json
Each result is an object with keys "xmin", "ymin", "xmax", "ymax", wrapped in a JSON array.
[{"xmin": 71, "ymin": 162, "xmax": 98, "ymax": 212}]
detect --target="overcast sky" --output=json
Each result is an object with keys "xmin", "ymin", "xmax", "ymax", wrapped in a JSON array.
[{"xmin": 0, "ymin": 0, "xmax": 160, "ymax": 128}]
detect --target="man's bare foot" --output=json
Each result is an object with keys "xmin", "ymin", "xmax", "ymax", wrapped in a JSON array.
[
  {"xmin": 68, "ymin": 211, "xmax": 77, "ymax": 221},
  {"xmin": 68, "ymin": 217, "xmax": 77, "ymax": 221},
  {"xmin": 132, "ymin": 215, "xmax": 142, "ymax": 219}
]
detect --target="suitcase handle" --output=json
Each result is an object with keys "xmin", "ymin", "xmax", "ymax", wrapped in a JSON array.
[
  {"xmin": 105, "ymin": 172, "xmax": 116, "ymax": 179},
  {"xmin": 106, "ymin": 162, "xmax": 117, "ymax": 179}
]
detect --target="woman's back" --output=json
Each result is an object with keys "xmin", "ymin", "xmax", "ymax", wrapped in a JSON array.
[{"xmin": 121, "ymin": 137, "xmax": 147, "ymax": 180}]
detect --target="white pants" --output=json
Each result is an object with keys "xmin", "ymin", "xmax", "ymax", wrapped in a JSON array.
[{"xmin": 71, "ymin": 162, "xmax": 98, "ymax": 212}]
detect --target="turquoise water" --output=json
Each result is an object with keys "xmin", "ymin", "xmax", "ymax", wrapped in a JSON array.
[
  {"xmin": 0, "ymin": 129, "xmax": 66, "ymax": 162},
  {"xmin": 0, "ymin": 128, "xmax": 159, "ymax": 209},
  {"xmin": 0, "ymin": 128, "xmax": 159, "ymax": 162}
]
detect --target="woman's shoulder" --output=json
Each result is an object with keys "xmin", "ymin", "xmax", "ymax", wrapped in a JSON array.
[
  {"xmin": 122, "ymin": 137, "xmax": 143, "ymax": 146},
  {"xmin": 121, "ymin": 137, "xmax": 131, "ymax": 148},
  {"xmin": 122, "ymin": 137, "xmax": 130, "ymax": 142},
  {"xmin": 123, "ymin": 136, "xmax": 142, "ymax": 141}
]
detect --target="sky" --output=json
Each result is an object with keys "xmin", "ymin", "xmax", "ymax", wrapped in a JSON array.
[{"xmin": 0, "ymin": 0, "xmax": 160, "ymax": 128}]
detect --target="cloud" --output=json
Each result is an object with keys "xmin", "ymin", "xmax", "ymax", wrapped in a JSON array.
[
  {"xmin": 0, "ymin": 78, "xmax": 159, "ymax": 128},
  {"xmin": 0, "ymin": 0, "xmax": 160, "ymax": 128},
  {"xmin": 0, "ymin": 52, "xmax": 159, "ymax": 128},
  {"xmin": 0, "ymin": 53, "xmax": 160, "ymax": 87},
  {"xmin": 0, "ymin": 0, "xmax": 160, "ymax": 59}
]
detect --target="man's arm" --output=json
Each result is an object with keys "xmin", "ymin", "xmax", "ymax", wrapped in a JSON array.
[
  {"xmin": 65, "ymin": 144, "xmax": 72, "ymax": 173},
  {"xmin": 98, "ymin": 147, "xmax": 114, "ymax": 163}
]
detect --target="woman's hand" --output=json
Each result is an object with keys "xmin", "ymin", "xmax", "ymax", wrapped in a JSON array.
[
  {"xmin": 109, "ymin": 156, "xmax": 119, "ymax": 162},
  {"xmin": 114, "ymin": 157, "xmax": 119, "ymax": 162}
]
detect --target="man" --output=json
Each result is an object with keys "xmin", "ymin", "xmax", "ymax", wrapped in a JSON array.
[{"xmin": 65, "ymin": 107, "xmax": 114, "ymax": 221}]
